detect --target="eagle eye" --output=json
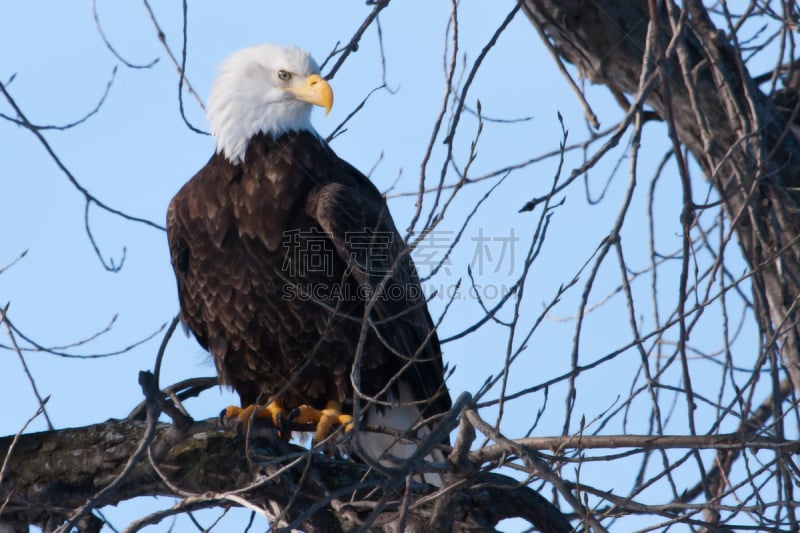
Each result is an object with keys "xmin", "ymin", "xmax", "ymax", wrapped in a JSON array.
[{"xmin": 277, "ymin": 70, "xmax": 291, "ymax": 82}]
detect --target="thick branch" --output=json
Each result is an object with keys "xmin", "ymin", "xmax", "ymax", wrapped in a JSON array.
[
  {"xmin": 0, "ymin": 418, "xmax": 569, "ymax": 532},
  {"xmin": 520, "ymin": 0, "xmax": 800, "ymax": 392}
]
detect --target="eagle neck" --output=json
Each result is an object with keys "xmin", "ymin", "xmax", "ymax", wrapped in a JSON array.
[{"xmin": 234, "ymin": 130, "xmax": 327, "ymax": 167}]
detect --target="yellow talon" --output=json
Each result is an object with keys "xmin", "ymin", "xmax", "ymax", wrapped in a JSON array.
[
  {"xmin": 293, "ymin": 400, "xmax": 354, "ymax": 443},
  {"xmin": 223, "ymin": 400, "xmax": 289, "ymax": 438}
]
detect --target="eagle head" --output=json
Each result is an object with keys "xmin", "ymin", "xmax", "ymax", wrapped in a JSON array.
[{"xmin": 206, "ymin": 44, "xmax": 334, "ymax": 164}]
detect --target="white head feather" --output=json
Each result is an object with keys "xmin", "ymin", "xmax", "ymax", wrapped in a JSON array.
[{"xmin": 206, "ymin": 44, "xmax": 325, "ymax": 164}]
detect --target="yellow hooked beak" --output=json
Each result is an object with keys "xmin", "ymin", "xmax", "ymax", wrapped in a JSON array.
[{"xmin": 285, "ymin": 73, "xmax": 333, "ymax": 116}]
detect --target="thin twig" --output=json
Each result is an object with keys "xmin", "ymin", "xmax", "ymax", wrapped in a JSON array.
[{"xmin": 0, "ymin": 304, "xmax": 54, "ymax": 430}]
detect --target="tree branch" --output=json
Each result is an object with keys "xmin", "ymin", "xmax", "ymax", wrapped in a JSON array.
[{"xmin": 0, "ymin": 416, "xmax": 572, "ymax": 532}]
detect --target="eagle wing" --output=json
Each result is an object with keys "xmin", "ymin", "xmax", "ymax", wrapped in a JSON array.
[{"xmin": 307, "ymin": 162, "xmax": 451, "ymax": 423}]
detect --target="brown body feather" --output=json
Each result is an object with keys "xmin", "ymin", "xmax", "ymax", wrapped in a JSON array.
[{"xmin": 167, "ymin": 131, "xmax": 451, "ymax": 423}]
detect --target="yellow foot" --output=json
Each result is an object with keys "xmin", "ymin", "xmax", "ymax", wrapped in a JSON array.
[
  {"xmin": 293, "ymin": 400, "xmax": 354, "ymax": 443},
  {"xmin": 222, "ymin": 401, "xmax": 290, "ymax": 438}
]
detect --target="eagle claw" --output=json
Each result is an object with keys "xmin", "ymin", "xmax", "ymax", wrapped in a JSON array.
[
  {"xmin": 276, "ymin": 409, "xmax": 296, "ymax": 438},
  {"xmin": 219, "ymin": 401, "xmax": 291, "ymax": 439},
  {"xmin": 285, "ymin": 406, "xmax": 302, "ymax": 428},
  {"xmin": 293, "ymin": 401, "xmax": 354, "ymax": 444}
]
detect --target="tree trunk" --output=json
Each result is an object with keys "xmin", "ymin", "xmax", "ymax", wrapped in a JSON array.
[{"xmin": 520, "ymin": 0, "xmax": 800, "ymax": 393}]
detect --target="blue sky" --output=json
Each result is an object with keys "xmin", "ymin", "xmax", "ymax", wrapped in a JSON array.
[{"xmin": 1, "ymin": 2, "xmax": 769, "ymax": 531}]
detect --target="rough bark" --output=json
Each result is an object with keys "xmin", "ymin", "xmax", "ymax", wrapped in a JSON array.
[{"xmin": 0, "ymin": 417, "xmax": 571, "ymax": 532}]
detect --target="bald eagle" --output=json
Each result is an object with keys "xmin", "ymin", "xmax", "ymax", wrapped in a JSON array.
[{"xmin": 166, "ymin": 44, "xmax": 451, "ymax": 482}]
